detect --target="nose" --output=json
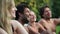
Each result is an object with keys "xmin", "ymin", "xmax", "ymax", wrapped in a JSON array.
[
  {"xmin": 48, "ymin": 11, "xmax": 51, "ymax": 14},
  {"xmin": 15, "ymin": 7, "xmax": 17, "ymax": 11}
]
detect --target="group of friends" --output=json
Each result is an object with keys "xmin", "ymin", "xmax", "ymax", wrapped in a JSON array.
[{"xmin": 0, "ymin": 0, "xmax": 60, "ymax": 34}]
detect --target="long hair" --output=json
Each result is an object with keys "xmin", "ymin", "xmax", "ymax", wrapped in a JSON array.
[{"xmin": 0, "ymin": 0, "xmax": 15, "ymax": 34}]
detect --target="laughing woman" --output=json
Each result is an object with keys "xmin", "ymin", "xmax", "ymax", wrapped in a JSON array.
[{"xmin": 0, "ymin": 0, "xmax": 28, "ymax": 34}]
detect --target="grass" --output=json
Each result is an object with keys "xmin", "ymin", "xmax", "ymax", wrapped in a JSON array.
[{"xmin": 56, "ymin": 25, "xmax": 60, "ymax": 34}]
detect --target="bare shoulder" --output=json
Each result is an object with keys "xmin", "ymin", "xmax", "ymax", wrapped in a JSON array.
[
  {"xmin": 0, "ymin": 28, "xmax": 8, "ymax": 34},
  {"xmin": 11, "ymin": 20, "xmax": 28, "ymax": 34},
  {"xmin": 38, "ymin": 19, "xmax": 45, "ymax": 24},
  {"xmin": 11, "ymin": 20, "xmax": 21, "ymax": 26},
  {"xmin": 11, "ymin": 20, "xmax": 27, "ymax": 28},
  {"xmin": 10, "ymin": 20, "xmax": 22, "ymax": 30},
  {"xmin": 36, "ymin": 23, "xmax": 40, "ymax": 28},
  {"xmin": 52, "ymin": 18, "xmax": 60, "ymax": 25},
  {"xmin": 11, "ymin": 20, "xmax": 19, "ymax": 24}
]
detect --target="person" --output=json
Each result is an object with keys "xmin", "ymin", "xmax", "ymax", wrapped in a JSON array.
[
  {"xmin": 0, "ymin": 0, "xmax": 14, "ymax": 34},
  {"xmin": 24, "ymin": 11, "xmax": 39, "ymax": 34},
  {"xmin": 24, "ymin": 11, "xmax": 42, "ymax": 34},
  {"xmin": 0, "ymin": 0, "xmax": 28, "ymax": 34},
  {"xmin": 38, "ymin": 5, "xmax": 60, "ymax": 34},
  {"xmin": 15, "ymin": 3, "xmax": 30, "ymax": 25}
]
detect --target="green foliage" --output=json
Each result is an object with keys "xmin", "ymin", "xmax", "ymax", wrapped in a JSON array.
[
  {"xmin": 14, "ymin": 0, "xmax": 60, "ymax": 20},
  {"xmin": 52, "ymin": 0, "xmax": 60, "ymax": 18}
]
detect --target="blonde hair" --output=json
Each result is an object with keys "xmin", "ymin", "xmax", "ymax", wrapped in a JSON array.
[{"xmin": 0, "ymin": 0, "xmax": 15, "ymax": 34}]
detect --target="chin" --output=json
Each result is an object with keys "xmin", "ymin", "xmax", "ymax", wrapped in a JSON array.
[
  {"xmin": 12, "ymin": 15, "xmax": 16, "ymax": 18},
  {"xmin": 32, "ymin": 20, "xmax": 36, "ymax": 22},
  {"xmin": 46, "ymin": 17, "xmax": 50, "ymax": 19}
]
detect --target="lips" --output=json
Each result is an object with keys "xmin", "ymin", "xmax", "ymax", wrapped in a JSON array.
[
  {"xmin": 47, "ymin": 14, "xmax": 50, "ymax": 16},
  {"xmin": 11, "ymin": 11, "xmax": 15, "ymax": 17},
  {"xmin": 46, "ymin": 12, "xmax": 51, "ymax": 16},
  {"xmin": 12, "ymin": 11, "xmax": 15, "ymax": 14}
]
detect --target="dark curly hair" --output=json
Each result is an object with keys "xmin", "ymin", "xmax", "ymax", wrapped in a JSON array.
[
  {"xmin": 15, "ymin": 3, "xmax": 29, "ymax": 20},
  {"xmin": 39, "ymin": 5, "xmax": 49, "ymax": 18}
]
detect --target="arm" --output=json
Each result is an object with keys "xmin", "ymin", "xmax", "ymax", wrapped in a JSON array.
[
  {"xmin": 38, "ymin": 20, "xmax": 52, "ymax": 34},
  {"xmin": 24, "ymin": 26, "xmax": 29, "ymax": 33},
  {"xmin": 28, "ymin": 26, "xmax": 40, "ymax": 34},
  {"xmin": 0, "ymin": 28, "xmax": 8, "ymax": 34},
  {"xmin": 38, "ymin": 20, "xmax": 46, "ymax": 31},
  {"xmin": 53, "ymin": 18, "xmax": 60, "ymax": 25},
  {"xmin": 38, "ymin": 19, "xmax": 53, "ymax": 34},
  {"xmin": 15, "ymin": 21, "xmax": 28, "ymax": 34}
]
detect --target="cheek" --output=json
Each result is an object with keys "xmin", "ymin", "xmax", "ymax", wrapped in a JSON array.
[
  {"xmin": 34, "ymin": 16, "xmax": 36, "ymax": 20},
  {"xmin": 11, "ymin": 8, "xmax": 15, "ymax": 12},
  {"xmin": 31, "ymin": 16, "xmax": 36, "ymax": 21},
  {"xmin": 25, "ymin": 12, "xmax": 29, "ymax": 16},
  {"xmin": 47, "ymin": 12, "xmax": 51, "ymax": 16},
  {"xmin": 11, "ymin": 9, "xmax": 15, "ymax": 15},
  {"xmin": 44, "ymin": 12, "xmax": 49, "ymax": 16},
  {"xmin": 10, "ymin": 8, "xmax": 16, "ymax": 17},
  {"xmin": 27, "ymin": 17, "xmax": 30, "ymax": 21},
  {"xmin": 30, "ymin": 16, "xmax": 35, "ymax": 20}
]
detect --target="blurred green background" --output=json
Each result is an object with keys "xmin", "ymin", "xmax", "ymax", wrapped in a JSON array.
[{"xmin": 14, "ymin": 0, "xmax": 60, "ymax": 34}]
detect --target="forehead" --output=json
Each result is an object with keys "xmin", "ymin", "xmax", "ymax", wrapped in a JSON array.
[
  {"xmin": 30, "ymin": 12, "xmax": 34, "ymax": 14},
  {"xmin": 24, "ymin": 8, "xmax": 30, "ymax": 13},
  {"xmin": 24, "ymin": 8, "xmax": 30, "ymax": 10},
  {"xmin": 44, "ymin": 7, "xmax": 50, "ymax": 11},
  {"xmin": 30, "ymin": 11, "xmax": 35, "ymax": 15}
]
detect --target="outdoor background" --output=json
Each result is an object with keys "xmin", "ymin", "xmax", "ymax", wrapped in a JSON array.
[{"xmin": 14, "ymin": 0, "xmax": 60, "ymax": 34}]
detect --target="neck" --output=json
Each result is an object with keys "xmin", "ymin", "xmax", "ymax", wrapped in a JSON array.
[
  {"xmin": 29, "ymin": 21, "xmax": 36, "ymax": 25},
  {"xmin": 17, "ymin": 19, "xmax": 24, "ymax": 25},
  {"xmin": 44, "ymin": 17, "xmax": 50, "ymax": 21}
]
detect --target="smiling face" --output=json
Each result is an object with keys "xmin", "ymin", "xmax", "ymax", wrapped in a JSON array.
[
  {"xmin": 24, "ymin": 8, "xmax": 36, "ymax": 22},
  {"xmin": 43, "ymin": 7, "xmax": 52, "ymax": 19},
  {"xmin": 27, "ymin": 11, "xmax": 36, "ymax": 22},
  {"xmin": 24, "ymin": 8, "xmax": 30, "ymax": 17},
  {"xmin": 9, "ymin": 1, "xmax": 17, "ymax": 18}
]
